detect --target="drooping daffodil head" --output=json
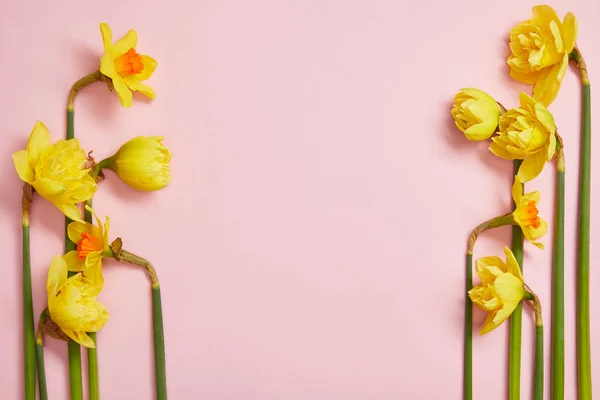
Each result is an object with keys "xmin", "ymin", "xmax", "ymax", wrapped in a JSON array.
[
  {"xmin": 104, "ymin": 136, "xmax": 172, "ymax": 191},
  {"xmin": 468, "ymin": 246, "xmax": 526, "ymax": 335},
  {"xmin": 490, "ymin": 92, "xmax": 557, "ymax": 182},
  {"xmin": 12, "ymin": 121, "xmax": 97, "ymax": 222},
  {"xmin": 507, "ymin": 5, "xmax": 577, "ymax": 106},
  {"xmin": 511, "ymin": 176, "xmax": 548, "ymax": 249},
  {"xmin": 64, "ymin": 206, "xmax": 111, "ymax": 290},
  {"xmin": 99, "ymin": 22, "xmax": 157, "ymax": 108},
  {"xmin": 451, "ymin": 88, "xmax": 501, "ymax": 141},
  {"xmin": 47, "ymin": 255, "xmax": 109, "ymax": 348}
]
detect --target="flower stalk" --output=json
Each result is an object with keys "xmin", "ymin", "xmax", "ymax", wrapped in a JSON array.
[
  {"xmin": 551, "ymin": 136, "xmax": 565, "ymax": 398},
  {"xmin": 525, "ymin": 287, "xmax": 544, "ymax": 400},
  {"xmin": 66, "ymin": 93, "xmax": 83, "ymax": 400},
  {"xmin": 571, "ymin": 46, "xmax": 592, "ymax": 400},
  {"xmin": 110, "ymin": 239, "xmax": 167, "ymax": 400},
  {"xmin": 464, "ymin": 212, "xmax": 514, "ymax": 400},
  {"xmin": 36, "ymin": 309, "xmax": 50, "ymax": 400},
  {"xmin": 22, "ymin": 182, "xmax": 36, "ymax": 400},
  {"xmin": 509, "ymin": 160, "xmax": 524, "ymax": 400}
]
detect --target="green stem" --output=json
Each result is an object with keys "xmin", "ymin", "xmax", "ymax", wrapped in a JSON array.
[
  {"xmin": 576, "ymin": 66, "xmax": 592, "ymax": 398},
  {"xmin": 153, "ymin": 285, "xmax": 167, "ymax": 400},
  {"xmin": 65, "ymin": 107, "xmax": 83, "ymax": 400},
  {"xmin": 509, "ymin": 159, "xmax": 524, "ymax": 400},
  {"xmin": 22, "ymin": 196, "xmax": 36, "ymax": 400},
  {"xmin": 534, "ymin": 324, "xmax": 544, "ymax": 400},
  {"xmin": 551, "ymin": 163, "xmax": 565, "ymax": 399},
  {"xmin": 464, "ymin": 253, "xmax": 472, "ymax": 400},
  {"xmin": 36, "ymin": 310, "xmax": 49, "ymax": 400},
  {"xmin": 85, "ymin": 198, "xmax": 100, "ymax": 400},
  {"xmin": 110, "ymin": 244, "xmax": 167, "ymax": 400}
]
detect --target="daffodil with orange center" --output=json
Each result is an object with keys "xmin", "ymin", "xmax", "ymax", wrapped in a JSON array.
[
  {"xmin": 511, "ymin": 176, "xmax": 548, "ymax": 249},
  {"xmin": 99, "ymin": 23, "xmax": 157, "ymax": 108},
  {"xmin": 64, "ymin": 206, "xmax": 111, "ymax": 289}
]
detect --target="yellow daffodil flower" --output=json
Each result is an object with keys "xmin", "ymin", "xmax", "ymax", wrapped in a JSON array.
[
  {"xmin": 12, "ymin": 121, "xmax": 97, "ymax": 222},
  {"xmin": 451, "ymin": 88, "xmax": 501, "ymax": 141},
  {"xmin": 99, "ymin": 23, "xmax": 157, "ymax": 108},
  {"xmin": 512, "ymin": 176, "xmax": 548, "ymax": 249},
  {"xmin": 469, "ymin": 246, "xmax": 525, "ymax": 335},
  {"xmin": 47, "ymin": 255, "xmax": 109, "ymax": 348},
  {"xmin": 508, "ymin": 5, "xmax": 578, "ymax": 106},
  {"xmin": 64, "ymin": 206, "xmax": 110, "ymax": 289},
  {"xmin": 103, "ymin": 136, "xmax": 172, "ymax": 191},
  {"xmin": 490, "ymin": 92, "xmax": 556, "ymax": 182}
]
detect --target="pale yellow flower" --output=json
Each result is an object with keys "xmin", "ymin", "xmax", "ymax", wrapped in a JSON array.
[
  {"xmin": 490, "ymin": 92, "xmax": 556, "ymax": 182},
  {"xmin": 451, "ymin": 88, "xmax": 500, "ymax": 141},
  {"xmin": 47, "ymin": 255, "xmax": 109, "ymax": 348},
  {"xmin": 508, "ymin": 5, "xmax": 578, "ymax": 106},
  {"xmin": 12, "ymin": 121, "xmax": 97, "ymax": 222},
  {"xmin": 99, "ymin": 23, "xmax": 157, "ymax": 108},
  {"xmin": 104, "ymin": 136, "xmax": 171, "ymax": 191},
  {"xmin": 64, "ymin": 206, "xmax": 110, "ymax": 289},
  {"xmin": 512, "ymin": 176, "xmax": 548, "ymax": 249},
  {"xmin": 469, "ymin": 246, "xmax": 525, "ymax": 335}
]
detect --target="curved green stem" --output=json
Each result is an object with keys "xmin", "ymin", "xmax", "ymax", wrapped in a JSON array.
[
  {"xmin": 152, "ymin": 285, "xmax": 167, "ymax": 400},
  {"xmin": 110, "ymin": 244, "xmax": 167, "ymax": 399},
  {"xmin": 572, "ymin": 48, "xmax": 592, "ymax": 399},
  {"xmin": 509, "ymin": 160, "xmax": 524, "ymax": 400},
  {"xmin": 551, "ymin": 157, "xmax": 565, "ymax": 398},
  {"xmin": 22, "ymin": 184, "xmax": 36, "ymax": 400},
  {"xmin": 36, "ymin": 310, "xmax": 49, "ymax": 400},
  {"xmin": 464, "ymin": 253, "xmax": 472, "ymax": 400},
  {"xmin": 65, "ymin": 107, "xmax": 83, "ymax": 400},
  {"xmin": 534, "ymin": 324, "xmax": 544, "ymax": 400}
]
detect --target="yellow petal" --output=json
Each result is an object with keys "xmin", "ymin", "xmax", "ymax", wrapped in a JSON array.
[
  {"xmin": 562, "ymin": 13, "xmax": 578, "ymax": 53},
  {"xmin": 509, "ymin": 66, "xmax": 540, "ymax": 85},
  {"xmin": 100, "ymin": 53, "xmax": 118, "ymax": 79},
  {"xmin": 13, "ymin": 150, "xmax": 34, "ymax": 183},
  {"xmin": 47, "ymin": 255, "xmax": 68, "ymax": 294},
  {"xmin": 102, "ymin": 217, "xmax": 111, "ymax": 250},
  {"xmin": 68, "ymin": 219, "xmax": 102, "ymax": 244},
  {"xmin": 123, "ymin": 77, "xmax": 156, "ymax": 99},
  {"xmin": 112, "ymin": 29, "xmax": 138, "ymax": 58},
  {"xmin": 532, "ymin": 5, "xmax": 561, "ymax": 30},
  {"xmin": 504, "ymin": 246, "xmax": 524, "ymax": 281},
  {"xmin": 63, "ymin": 250, "xmax": 86, "ymax": 272},
  {"xmin": 511, "ymin": 175, "xmax": 522, "ymax": 205},
  {"xmin": 26, "ymin": 121, "xmax": 52, "ymax": 167},
  {"xmin": 494, "ymin": 273, "xmax": 525, "ymax": 302},
  {"xmin": 32, "ymin": 178, "xmax": 65, "ymax": 197},
  {"xmin": 99, "ymin": 23, "xmax": 113, "ymax": 52},
  {"xmin": 111, "ymin": 75, "xmax": 133, "ymax": 108},
  {"xmin": 489, "ymin": 141, "xmax": 516, "ymax": 160},
  {"xmin": 532, "ymin": 61, "xmax": 564, "ymax": 107},
  {"xmin": 135, "ymin": 55, "xmax": 157, "ymax": 81},
  {"xmin": 84, "ymin": 261, "xmax": 105, "ymax": 290},
  {"xmin": 518, "ymin": 151, "xmax": 547, "ymax": 182},
  {"xmin": 59, "ymin": 203, "xmax": 84, "ymax": 223},
  {"xmin": 480, "ymin": 311, "xmax": 500, "ymax": 335},
  {"xmin": 492, "ymin": 301, "xmax": 520, "ymax": 326}
]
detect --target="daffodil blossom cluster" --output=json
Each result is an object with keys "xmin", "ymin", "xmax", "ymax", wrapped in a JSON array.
[
  {"xmin": 451, "ymin": 4, "xmax": 586, "ymax": 399},
  {"xmin": 20, "ymin": 23, "xmax": 169, "ymax": 348}
]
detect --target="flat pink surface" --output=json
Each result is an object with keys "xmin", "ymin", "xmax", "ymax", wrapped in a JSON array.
[{"xmin": 0, "ymin": 0, "xmax": 599, "ymax": 398}]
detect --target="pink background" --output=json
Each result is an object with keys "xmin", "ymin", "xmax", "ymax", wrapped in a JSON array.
[{"xmin": 0, "ymin": 0, "xmax": 599, "ymax": 398}]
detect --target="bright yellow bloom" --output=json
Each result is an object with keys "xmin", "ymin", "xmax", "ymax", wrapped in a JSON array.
[
  {"xmin": 508, "ymin": 5, "xmax": 578, "ymax": 106},
  {"xmin": 64, "ymin": 206, "xmax": 110, "ymax": 289},
  {"xmin": 512, "ymin": 176, "xmax": 548, "ymax": 249},
  {"xmin": 451, "ymin": 88, "xmax": 500, "ymax": 141},
  {"xmin": 99, "ymin": 23, "xmax": 157, "ymax": 108},
  {"xmin": 490, "ymin": 92, "xmax": 556, "ymax": 182},
  {"xmin": 47, "ymin": 255, "xmax": 109, "ymax": 348},
  {"xmin": 469, "ymin": 246, "xmax": 525, "ymax": 335},
  {"xmin": 12, "ymin": 121, "xmax": 97, "ymax": 222},
  {"xmin": 105, "ymin": 136, "xmax": 172, "ymax": 191}
]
